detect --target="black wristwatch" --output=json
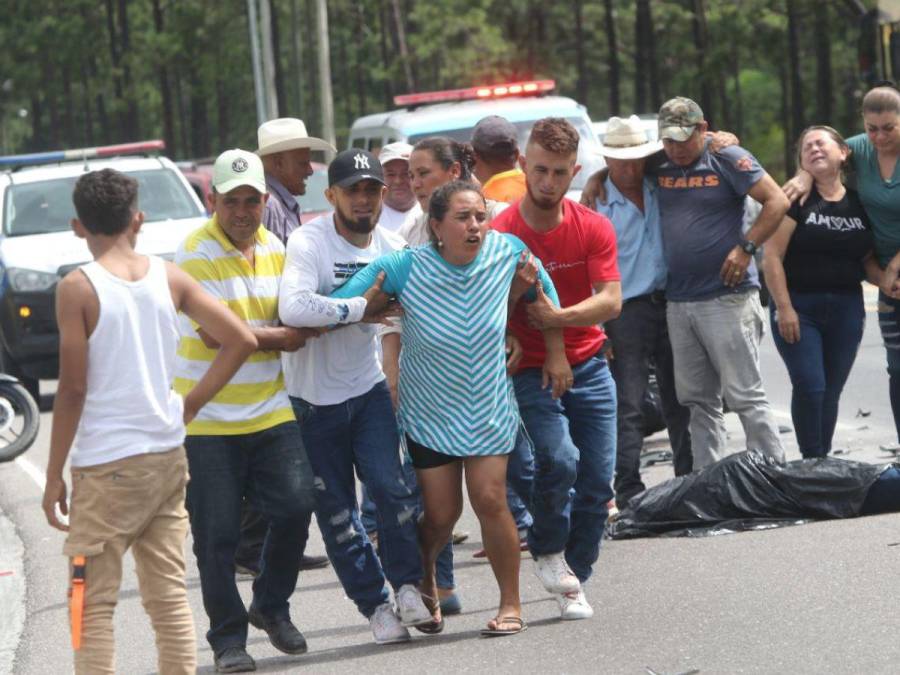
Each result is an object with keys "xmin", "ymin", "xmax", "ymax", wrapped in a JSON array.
[{"xmin": 739, "ymin": 239, "xmax": 758, "ymax": 256}]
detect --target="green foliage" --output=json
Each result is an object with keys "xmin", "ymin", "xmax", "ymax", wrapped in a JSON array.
[{"xmin": 0, "ymin": 0, "xmax": 885, "ymax": 179}]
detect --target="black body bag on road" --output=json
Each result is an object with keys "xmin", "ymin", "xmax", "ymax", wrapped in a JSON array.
[{"xmin": 607, "ymin": 450, "xmax": 900, "ymax": 539}]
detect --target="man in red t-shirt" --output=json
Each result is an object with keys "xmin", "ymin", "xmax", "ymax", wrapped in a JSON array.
[{"xmin": 493, "ymin": 117, "xmax": 622, "ymax": 621}]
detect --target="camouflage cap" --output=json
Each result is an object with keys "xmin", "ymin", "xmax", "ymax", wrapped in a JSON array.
[{"xmin": 658, "ymin": 97, "xmax": 704, "ymax": 142}]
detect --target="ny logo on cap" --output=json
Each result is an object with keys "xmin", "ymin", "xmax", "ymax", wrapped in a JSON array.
[
  {"xmin": 353, "ymin": 153, "xmax": 370, "ymax": 170},
  {"xmin": 232, "ymin": 158, "xmax": 248, "ymax": 173}
]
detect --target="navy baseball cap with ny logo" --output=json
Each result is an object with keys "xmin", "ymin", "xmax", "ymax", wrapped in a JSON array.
[{"xmin": 328, "ymin": 149, "xmax": 386, "ymax": 188}]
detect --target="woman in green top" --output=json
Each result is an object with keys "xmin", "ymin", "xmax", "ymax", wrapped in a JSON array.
[{"xmin": 784, "ymin": 85, "xmax": 900, "ymax": 442}]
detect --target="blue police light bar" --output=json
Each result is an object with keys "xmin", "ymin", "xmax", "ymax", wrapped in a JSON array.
[{"xmin": 0, "ymin": 140, "xmax": 165, "ymax": 168}]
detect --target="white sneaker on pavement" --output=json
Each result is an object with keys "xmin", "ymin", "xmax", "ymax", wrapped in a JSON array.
[
  {"xmin": 557, "ymin": 589, "xmax": 594, "ymax": 620},
  {"xmin": 533, "ymin": 553, "xmax": 581, "ymax": 594},
  {"xmin": 370, "ymin": 602, "xmax": 411, "ymax": 644},
  {"xmin": 395, "ymin": 584, "xmax": 433, "ymax": 626}
]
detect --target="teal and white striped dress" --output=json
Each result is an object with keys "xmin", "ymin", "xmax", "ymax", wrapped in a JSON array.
[{"xmin": 331, "ymin": 230, "xmax": 559, "ymax": 457}]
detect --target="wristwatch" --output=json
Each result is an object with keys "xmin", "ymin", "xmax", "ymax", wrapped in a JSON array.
[{"xmin": 739, "ymin": 239, "xmax": 758, "ymax": 256}]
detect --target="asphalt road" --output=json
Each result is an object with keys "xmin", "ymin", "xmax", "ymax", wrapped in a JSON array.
[{"xmin": 2, "ymin": 286, "xmax": 900, "ymax": 674}]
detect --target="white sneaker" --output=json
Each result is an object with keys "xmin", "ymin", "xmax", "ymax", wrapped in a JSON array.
[
  {"xmin": 369, "ymin": 602, "xmax": 411, "ymax": 644},
  {"xmin": 395, "ymin": 584, "xmax": 433, "ymax": 626},
  {"xmin": 557, "ymin": 589, "xmax": 594, "ymax": 620},
  {"xmin": 533, "ymin": 553, "xmax": 581, "ymax": 594}
]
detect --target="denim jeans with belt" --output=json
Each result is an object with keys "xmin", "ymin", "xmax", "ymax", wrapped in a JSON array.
[
  {"xmin": 185, "ymin": 422, "xmax": 316, "ymax": 654},
  {"xmin": 513, "ymin": 353, "xmax": 617, "ymax": 584},
  {"xmin": 771, "ymin": 288, "xmax": 865, "ymax": 457},
  {"xmin": 605, "ymin": 292, "xmax": 693, "ymax": 507},
  {"xmin": 291, "ymin": 380, "xmax": 423, "ymax": 618}
]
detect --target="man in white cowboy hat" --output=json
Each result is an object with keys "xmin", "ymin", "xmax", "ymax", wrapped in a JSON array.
[
  {"xmin": 257, "ymin": 117, "xmax": 336, "ymax": 245},
  {"xmin": 591, "ymin": 115, "xmax": 692, "ymax": 509}
]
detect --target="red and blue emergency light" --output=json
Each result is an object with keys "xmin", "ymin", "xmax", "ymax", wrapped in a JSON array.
[
  {"xmin": 393, "ymin": 80, "xmax": 555, "ymax": 108},
  {"xmin": 0, "ymin": 140, "xmax": 166, "ymax": 168}
]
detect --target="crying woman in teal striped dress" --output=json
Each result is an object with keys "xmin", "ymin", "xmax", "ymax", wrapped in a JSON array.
[{"xmin": 332, "ymin": 180, "xmax": 570, "ymax": 637}]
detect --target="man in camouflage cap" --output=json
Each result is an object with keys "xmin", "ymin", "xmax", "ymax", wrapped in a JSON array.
[{"xmin": 654, "ymin": 96, "xmax": 788, "ymax": 469}]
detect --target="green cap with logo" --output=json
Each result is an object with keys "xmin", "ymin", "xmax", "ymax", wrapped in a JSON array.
[{"xmin": 658, "ymin": 97, "xmax": 704, "ymax": 142}]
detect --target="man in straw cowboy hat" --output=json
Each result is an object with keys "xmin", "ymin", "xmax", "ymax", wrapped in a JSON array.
[
  {"xmin": 589, "ymin": 115, "xmax": 692, "ymax": 510},
  {"xmin": 257, "ymin": 118, "xmax": 336, "ymax": 245}
]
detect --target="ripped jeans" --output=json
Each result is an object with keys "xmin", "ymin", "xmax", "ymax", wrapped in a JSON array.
[{"xmin": 290, "ymin": 380, "xmax": 423, "ymax": 618}]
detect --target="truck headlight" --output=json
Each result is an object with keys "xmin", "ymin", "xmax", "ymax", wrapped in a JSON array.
[{"xmin": 6, "ymin": 268, "xmax": 59, "ymax": 292}]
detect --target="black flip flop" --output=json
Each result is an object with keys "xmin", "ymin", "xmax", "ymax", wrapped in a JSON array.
[
  {"xmin": 414, "ymin": 593, "xmax": 444, "ymax": 635},
  {"xmin": 480, "ymin": 615, "xmax": 527, "ymax": 637}
]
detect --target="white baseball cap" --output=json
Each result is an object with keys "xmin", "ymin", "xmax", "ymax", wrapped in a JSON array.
[
  {"xmin": 212, "ymin": 149, "xmax": 267, "ymax": 194},
  {"xmin": 256, "ymin": 118, "xmax": 336, "ymax": 156},
  {"xmin": 379, "ymin": 142, "xmax": 414, "ymax": 166}
]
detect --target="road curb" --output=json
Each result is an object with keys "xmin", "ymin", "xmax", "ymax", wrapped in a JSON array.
[{"xmin": 0, "ymin": 509, "xmax": 25, "ymax": 675}]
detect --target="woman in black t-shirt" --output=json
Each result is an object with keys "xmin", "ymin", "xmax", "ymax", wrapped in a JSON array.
[{"xmin": 763, "ymin": 126, "xmax": 880, "ymax": 458}]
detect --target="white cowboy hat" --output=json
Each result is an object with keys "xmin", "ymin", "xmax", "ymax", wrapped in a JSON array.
[
  {"xmin": 600, "ymin": 115, "xmax": 662, "ymax": 160},
  {"xmin": 256, "ymin": 118, "xmax": 336, "ymax": 156}
]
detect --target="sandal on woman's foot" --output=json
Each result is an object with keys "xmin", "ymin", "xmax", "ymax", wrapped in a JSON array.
[
  {"xmin": 481, "ymin": 615, "xmax": 527, "ymax": 637},
  {"xmin": 414, "ymin": 593, "xmax": 444, "ymax": 635}
]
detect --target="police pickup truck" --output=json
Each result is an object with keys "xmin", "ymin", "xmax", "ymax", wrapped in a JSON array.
[
  {"xmin": 348, "ymin": 79, "xmax": 604, "ymax": 197},
  {"xmin": 0, "ymin": 141, "xmax": 207, "ymax": 396}
]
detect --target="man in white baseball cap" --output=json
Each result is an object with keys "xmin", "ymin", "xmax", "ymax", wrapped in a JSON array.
[
  {"xmin": 257, "ymin": 118, "xmax": 336, "ymax": 245},
  {"xmin": 591, "ymin": 115, "xmax": 693, "ymax": 511},
  {"xmin": 376, "ymin": 142, "xmax": 421, "ymax": 233},
  {"xmin": 176, "ymin": 148, "xmax": 319, "ymax": 672}
]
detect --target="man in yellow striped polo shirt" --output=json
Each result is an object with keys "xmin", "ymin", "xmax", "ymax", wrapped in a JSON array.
[{"xmin": 174, "ymin": 149, "xmax": 317, "ymax": 673}]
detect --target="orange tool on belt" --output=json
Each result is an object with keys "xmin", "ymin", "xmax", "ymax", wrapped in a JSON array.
[{"xmin": 69, "ymin": 556, "xmax": 86, "ymax": 650}]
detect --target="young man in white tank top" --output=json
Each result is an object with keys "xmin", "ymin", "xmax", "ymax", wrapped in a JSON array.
[{"xmin": 41, "ymin": 168, "xmax": 256, "ymax": 674}]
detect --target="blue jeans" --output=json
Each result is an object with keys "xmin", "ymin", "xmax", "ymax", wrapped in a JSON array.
[
  {"xmin": 513, "ymin": 354, "xmax": 617, "ymax": 583},
  {"xmin": 359, "ymin": 461, "xmax": 456, "ymax": 590},
  {"xmin": 878, "ymin": 291, "xmax": 900, "ymax": 443},
  {"xmin": 771, "ymin": 289, "xmax": 865, "ymax": 458},
  {"xmin": 185, "ymin": 422, "xmax": 315, "ymax": 653},
  {"xmin": 290, "ymin": 380, "xmax": 423, "ymax": 618}
]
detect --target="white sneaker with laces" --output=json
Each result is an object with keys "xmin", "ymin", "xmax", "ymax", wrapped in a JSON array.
[
  {"xmin": 557, "ymin": 589, "xmax": 594, "ymax": 620},
  {"xmin": 395, "ymin": 584, "xmax": 433, "ymax": 626},
  {"xmin": 370, "ymin": 602, "xmax": 411, "ymax": 644},
  {"xmin": 533, "ymin": 553, "xmax": 581, "ymax": 594}
]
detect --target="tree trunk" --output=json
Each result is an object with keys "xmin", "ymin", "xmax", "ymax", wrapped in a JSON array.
[
  {"xmin": 355, "ymin": 2, "xmax": 367, "ymax": 117},
  {"xmin": 645, "ymin": 1, "xmax": 661, "ymax": 109},
  {"xmin": 80, "ymin": 63, "xmax": 95, "ymax": 146},
  {"xmin": 62, "ymin": 66, "xmax": 75, "ymax": 146},
  {"xmin": 29, "ymin": 95, "xmax": 42, "ymax": 151},
  {"xmin": 731, "ymin": 41, "xmax": 743, "ymax": 138},
  {"xmin": 779, "ymin": 60, "xmax": 793, "ymax": 175},
  {"xmin": 814, "ymin": 3, "xmax": 833, "ymax": 123},
  {"xmin": 216, "ymin": 78, "xmax": 231, "ymax": 150},
  {"xmin": 334, "ymin": 2, "xmax": 352, "ymax": 123},
  {"xmin": 174, "ymin": 69, "xmax": 190, "ymax": 157},
  {"xmin": 603, "ymin": 0, "xmax": 620, "ymax": 116},
  {"xmin": 786, "ymin": 0, "xmax": 804, "ymax": 144},
  {"xmin": 390, "ymin": 0, "xmax": 415, "ymax": 92},
  {"xmin": 290, "ymin": 0, "xmax": 304, "ymax": 114},
  {"xmin": 635, "ymin": 0, "xmax": 649, "ymax": 112},
  {"xmin": 269, "ymin": 0, "xmax": 287, "ymax": 117},
  {"xmin": 104, "ymin": 0, "xmax": 124, "ymax": 141},
  {"xmin": 378, "ymin": 0, "xmax": 393, "ymax": 107},
  {"xmin": 117, "ymin": 0, "xmax": 139, "ymax": 138},
  {"xmin": 573, "ymin": 0, "xmax": 587, "ymax": 104},
  {"xmin": 151, "ymin": 0, "xmax": 176, "ymax": 156},
  {"xmin": 691, "ymin": 0, "xmax": 714, "ymax": 126},
  {"xmin": 189, "ymin": 72, "xmax": 210, "ymax": 157},
  {"xmin": 304, "ymin": 0, "xmax": 319, "ymax": 130}
]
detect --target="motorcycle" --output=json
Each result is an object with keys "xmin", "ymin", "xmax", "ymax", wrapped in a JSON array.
[{"xmin": 0, "ymin": 373, "xmax": 40, "ymax": 463}]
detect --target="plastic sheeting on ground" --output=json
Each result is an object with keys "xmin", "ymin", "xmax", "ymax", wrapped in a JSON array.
[{"xmin": 607, "ymin": 450, "xmax": 900, "ymax": 539}]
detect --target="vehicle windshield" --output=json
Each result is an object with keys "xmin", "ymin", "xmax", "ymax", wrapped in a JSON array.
[
  {"xmin": 407, "ymin": 116, "xmax": 604, "ymax": 190},
  {"xmin": 295, "ymin": 168, "xmax": 330, "ymax": 213},
  {"xmin": 3, "ymin": 168, "xmax": 204, "ymax": 236}
]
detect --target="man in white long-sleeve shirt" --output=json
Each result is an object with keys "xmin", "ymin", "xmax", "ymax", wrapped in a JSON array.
[{"xmin": 278, "ymin": 149, "xmax": 432, "ymax": 644}]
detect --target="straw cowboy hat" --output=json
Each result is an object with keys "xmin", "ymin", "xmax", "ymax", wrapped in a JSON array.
[
  {"xmin": 256, "ymin": 117, "xmax": 336, "ymax": 156},
  {"xmin": 600, "ymin": 115, "xmax": 663, "ymax": 160}
]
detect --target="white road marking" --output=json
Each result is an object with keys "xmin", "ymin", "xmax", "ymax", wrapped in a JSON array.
[{"xmin": 14, "ymin": 455, "xmax": 45, "ymax": 491}]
